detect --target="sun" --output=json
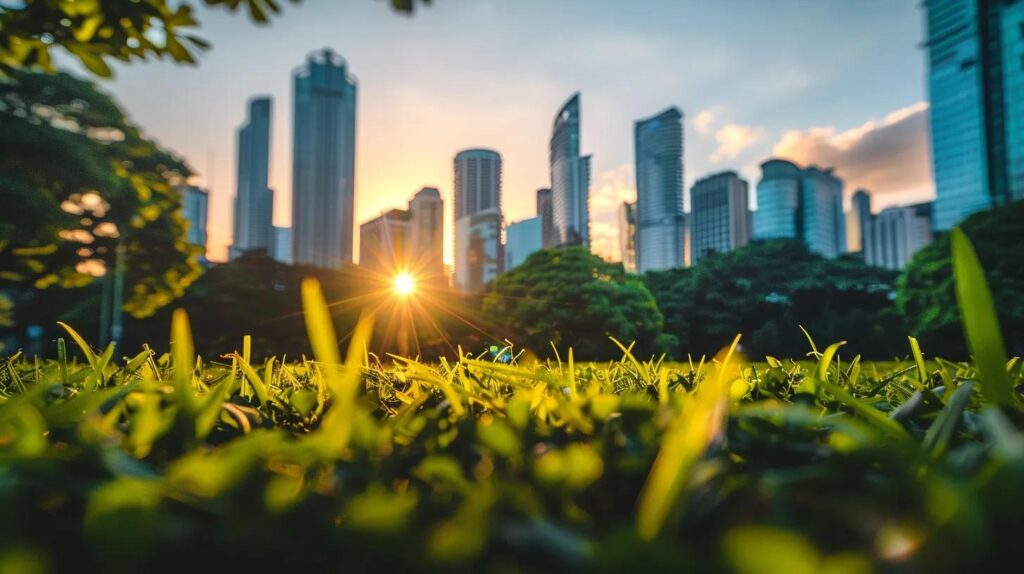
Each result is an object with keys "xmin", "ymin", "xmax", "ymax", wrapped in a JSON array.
[{"xmin": 393, "ymin": 272, "xmax": 416, "ymax": 297}]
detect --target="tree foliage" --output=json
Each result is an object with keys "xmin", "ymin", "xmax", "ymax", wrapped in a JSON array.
[
  {"xmin": 0, "ymin": 70, "xmax": 202, "ymax": 317},
  {"xmin": 899, "ymin": 201, "xmax": 1024, "ymax": 357},
  {"xmin": 0, "ymin": 0, "xmax": 430, "ymax": 78},
  {"xmin": 482, "ymin": 247, "xmax": 675, "ymax": 360},
  {"xmin": 645, "ymin": 240, "xmax": 905, "ymax": 359}
]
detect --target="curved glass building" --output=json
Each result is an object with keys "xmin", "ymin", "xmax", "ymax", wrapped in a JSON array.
[
  {"xmin": 549, "ymin": 94, "xmax": 591, "ymax": 247},
  {"xmin": 453, "ymin": 149, "xmax": 503, "ymax": 291},
  {"xmin": 634, "ymin": 107, "xmax": 685, "ymax": 272},
  {"xmin": 753, "ymin": 159, "xmax": 801, "ymax": 241}
]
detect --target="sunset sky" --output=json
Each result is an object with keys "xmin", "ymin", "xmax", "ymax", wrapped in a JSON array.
[{"xmin": 98, "ymin": 0, "xmax": 932, "ymax": 263}]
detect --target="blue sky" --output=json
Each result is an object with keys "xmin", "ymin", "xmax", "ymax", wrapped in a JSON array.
[{"xmin": 99, "ymin": 0, "xmax": 932, "ymax": 262}]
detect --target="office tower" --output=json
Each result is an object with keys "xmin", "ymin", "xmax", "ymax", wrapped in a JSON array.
[
  {"xmin": 754, "ymin": 159, "xmax": 847, "ymax": 258},
  {"xmin": 865, "ymin": 202, "xmax": 934, "ymax": 270},
  {"xmin": 272, "ymin": 227, "xmax": 292, "ymax": 265},
  {"xmin": 453, "ymin": 149, "xmax": 503, "ymax": 291},
  {"xmin": 232, "ymin": 97, "xmax": 273, "ymax": 258},
  {"xmin": 848, "ymin": 189, "xmax": 873, "ymax": 253},
  {"xmin": 505, "ymin": 217, "xmax": 543, "ymax": 271},
  {"xmin": 359, "ymin": 209, "xmax": 412, "ymax": 273},
  {"xmin": 634, "ymin": 107, "xmax": 686, "ymax": 272},
  {"xmin": 291, "ymin": 49, "xmax": 357, "ymax": 269},
  {"xmin": 536, "ymin": 188, "xmax": 554, "ymax": 248},
  {"xmin": 924, "ymin": 0, "xmax": 1024, "ymax": 230},
  {"xmin": 550, "ymin": 93, "xmax": 591, "ymax": 247},
  {"xmin": 618, "ymin": 201, "xmax": 637, "ymax": 273},
  {"xmin": 178, "ymin": 185, "xmax": 209, "ymax": 251},
  {"xmin": 408, "ymin": 187, "xmax": 445, "ymax": 280},
  {"xmin": 690, "ymin": 171, "xmax": 751, "ymax": 265}
]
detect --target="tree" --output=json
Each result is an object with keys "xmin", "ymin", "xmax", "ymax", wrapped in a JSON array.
[
  {"xmin": 0, "ymin": 70, "xmax": 202, "ymax": 318},
  {"xmin": 0, "ymin": 0, "xmax": 430, "ymax": 79},
  {"xmin": 482, "ymin": 248, "xmax": 675, "ymax": 360},
  {"xmin": 899, "ymin": 201, "xmax": 1024, "ymax": 358},
  {"xmin": 645, "ymin": 240, "xmax": 904, "ymax": 359}
]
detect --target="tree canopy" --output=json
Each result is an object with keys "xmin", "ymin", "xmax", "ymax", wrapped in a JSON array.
[
  {"xmin": 645, "ymin": 240, "xmax": 904, "ymax": 359},
  {"xmin": 0, "ymin": 70, "xmax": 202, "ymax": 317},
  {"xmin": 899, "ymin": 201, "xmax": 1024, "ymax": 358},
  {"xmin": 482, "ymin": 248, "xmax": 675, "ymax": 360}
]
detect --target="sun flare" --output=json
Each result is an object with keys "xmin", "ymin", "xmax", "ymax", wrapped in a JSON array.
[{"xmin": 394, "ymin": 272, "xmax": 416, "ymax": 296}]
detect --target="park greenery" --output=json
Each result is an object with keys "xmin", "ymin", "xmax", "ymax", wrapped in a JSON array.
[{"xmin": 0, "ymin": 229, "xmax": 1021, "ymax": 572}]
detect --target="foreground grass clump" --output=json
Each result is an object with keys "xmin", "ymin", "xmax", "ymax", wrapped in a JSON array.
[{"xmin": 0, "ymin": 232, "xmax": 1022, "ymax": 573}]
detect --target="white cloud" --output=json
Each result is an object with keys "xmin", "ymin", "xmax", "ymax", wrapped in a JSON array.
[
  {"xmin": 710, "ymin": 124, "xmax": 765, "ymax": 162},
  {"xmin": 772, "ymin": 101, "xmax": 933, "ymax": 206},
  {"xmin": 692, "ymin": 106, "xmax": 723, "ymax": 134}
]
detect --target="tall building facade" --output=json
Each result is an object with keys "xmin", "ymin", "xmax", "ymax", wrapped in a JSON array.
[
  {"xmin": 754, "ymin": 159, "xmax": 846, "ymax": 258},
  {"xmin": 408, "ymin": 187, "xmax": 445, "ymax": 280},
  {"xmin": 925, "ymin": 0, "xmax": 1024, "ymax": 230},
  {"xmin": 634, "ymin": 107, "xmax": 686, "ymax": 272},
  {"xmin": 359, "ymin": 209, "xmax": 412, "ymax": 273},
  {"xmin": 536, "ymin": 188, "xmax": 554, "ymax": 248},
  {"xmin": 272, "ymin": 227, "xmax": 292, "ymax": 265},
  {"xmin": 291, "ymin": 49, "xmax": 357, "ymax": 269},
  {"xmin": 690, "ymin": 171, "xmax": 750, "ymax": 265},
  {"xmin": 864, "ymin": 202, "xmax": 934, "ymax": 271},
  {"xmin": 232, "ymin": 97, "xmax": 273, "ymax": 258},
  {"xmin": 179, "ymin": 185, "xmax": 209, "ymax": 252},
  {"xmin": 453, "ymin": 149, "xmax": 503, "ymax": 291},
  {"xmin": 550, "ymin": 94, "xmax": 591, "ymax": 247},
  {"xmin": 505, "ymin": 217, "xmax": 542, "ymax": 271},
  {"xmin": 618, "ymin": 201, "xmax": 637, "ymax": 273},
  {"xmin": 848, "ymin": 189, "xmax": 873, "ymax": 253}
]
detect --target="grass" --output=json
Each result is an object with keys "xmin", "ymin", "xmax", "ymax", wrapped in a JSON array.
[{"xmin": 0, "ymin": 231, "xmax": 1021, "ymax": 573}]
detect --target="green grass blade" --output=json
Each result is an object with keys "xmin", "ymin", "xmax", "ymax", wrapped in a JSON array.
[
  {"xmin": 951, "ymin": 228, "xmax": 1014, "ymax": 407},
  {"xmin": 57, "ymin": 321, "xmax": 97, "ymax": 367},
  {"xmin": 171, "ymin": 309, "xmax": 197, "ymax": 413},
  {"xmin": 908, "ymin": 336, "xmax": 928, "ymax": 390}
]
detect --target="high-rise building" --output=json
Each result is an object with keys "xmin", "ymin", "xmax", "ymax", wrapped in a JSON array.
[
  {"xmin": 272, "ymin": 227, "xmax": 292, "ymax": 265},
  {"xmin": 454, "ymin": 149, "xmax": 503, "ymax": 291},
  {"xmin": 536, "ymin": 188, "xmax": 554, "ymax": 248},
  {"xmin": 618, "ymin": 201, "xmax": 637, "ymax": 273},
  {"xmin": 634, "ymin": 107, "xmax": 686, "ymax": 272},
  {"xmin": 753, "ymin": 159, "xmax": 846, "ymax": 258},
  {"xmin": 291, "ymin": 49, "xmax": 357, "ymax": 269},
  {"xmin": 232, "ymin": 97, "xmax": 273, "ymax": 258},
  {"xmin": 848, "ymin": 189, "xmax": 873, "ymax": 253},
  {"xmin": 505, "ymin": 217, "xmax": 543, "ymax": 271},
  {"xmin": 550, "ymin": 94, "xmax": 591, "ymax": 247},
  {"xmin": 865, "ymin": 202, "xmax": 934, "ymax": 270},
  {"xmin": 408, "ymin": 187, "xmax": 445, "ymax": 281},
  {"xmin": 924, "ymin": 0, "xmax": 1024, "ymax": 230},
  {"xmin": 359, "ymin": 209, "xmax": 412, "ymax": 273},
  {"xmin": 690, "ymin": 171, "xmax": 750, "ymax": 265},
  {"xmin": 179, "ymin": 185, "xmax": 209, "ymax": 252}
]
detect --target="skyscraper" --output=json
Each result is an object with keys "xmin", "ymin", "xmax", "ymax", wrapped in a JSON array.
[
  {"xmin": 232, "ymin": 96, "xmax": 273, "ymax": 258},
  {"xmin": 453, "ymin": 149, "xmax": 503, "ymax": 291},
  {"xmin": 753, "ymin": 159, "xmax": 846, "ymax": 258},
  {"xmin": 550, "ymin": 94, "xmax": 591, "ymax": 247},
  {"xmin": 178, "ymin": 184, "xmax": 209, "ymax": 252},
  {"xmin": 536, "ymin": 188, "xmax": 554, "ymax": 248},
  {"xmin": 848, "ymin": 189, "xmax": 873, "ymax": 253},
  {"xmin": 634, "ymin": 107, "xmax": 685, "ymax": 272},
  {"xmin": 505, "ymin": 217, "xmax": 542, "ymax": 271},
  {"xmin": 272, "ymin": 226, "xmax": 293, "ymax": 265},
  {"xmin": 690, "ymin": 171, "xmax": 750, "ymax": 265},
  {"xmin": 925, "ymin": 0, "xmax": 1024, "ymax": 230},
  {"xmin": 864, "ymin": 202, "xmax": 934, "ymax": 270},
  {"xmin": 359, "ymin": 209, "xmax": 412, "ymax": 273},
  {"xmin": 618, "ymin": 201, "xmax": 637, "ymax": 273},
  {"xmin": 408, "ymin": 187, "xmax": 445, "ymax": 281},
  {"xmin": 291, "ymin": 49, "xmax": 357, "ymax": 269}
]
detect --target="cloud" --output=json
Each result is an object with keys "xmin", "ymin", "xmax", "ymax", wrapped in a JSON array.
[
  {"xmin": 710, "ymin": 124, "xmax": 765, "ymax": 162},
  {"xmin": 589, "ymin": 164, "xmax": 636, "ymax": 261},
  {"xmin": 771, "ymin": 101, "xmax": 933, "ymax": 206},
  {"xmin": 692, "ymin": 106, "xmax": 723, "ymax": 134}
]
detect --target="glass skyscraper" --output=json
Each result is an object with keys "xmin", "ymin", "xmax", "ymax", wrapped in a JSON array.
[
  {"xmin": 505, "ymin": 217, "xmax": 542, "ymax": 271},
  {"xmin": 690, "ymin": 171, "xmax": 750, "ymax": 265},
  {"xmin": 618, "ymin": 201, "xmax": 637, "ymax": 273},
  {"xmin": 453, "ymin": 149, "xmax": 503, "ymax": 291},
  {"xmin": 925, "ymin": 0, "xmax": 1024, "ymax": 230},
  {"xmin": 291, "ymin": 49, "xmax": 357, "ymax": 269},
  {"xmin": 634, "ymin": 107, "xmax": 685, "ymax": 272},
  {"xmin": 408, "ymin": 187, "xmax": 445, "ymax": 282},
  {"xmin": 232, "ymin": 96, "xmax": 273, "ymax": 259},
  {"xmin": 549, "ymin": 94, "xmax": 591, "ymax": 247},
  {"xmin": 754, "ymin": 159, "xmax": 846, "ymax": 259},
  {"xmin": 179, "ymin": 185, "xmax": 209, "ymax": 252}
]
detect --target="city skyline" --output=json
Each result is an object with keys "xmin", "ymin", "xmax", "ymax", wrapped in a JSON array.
[{"xmin": 96, "ymin": 0, "xmax": 931, "ymax": 264}]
